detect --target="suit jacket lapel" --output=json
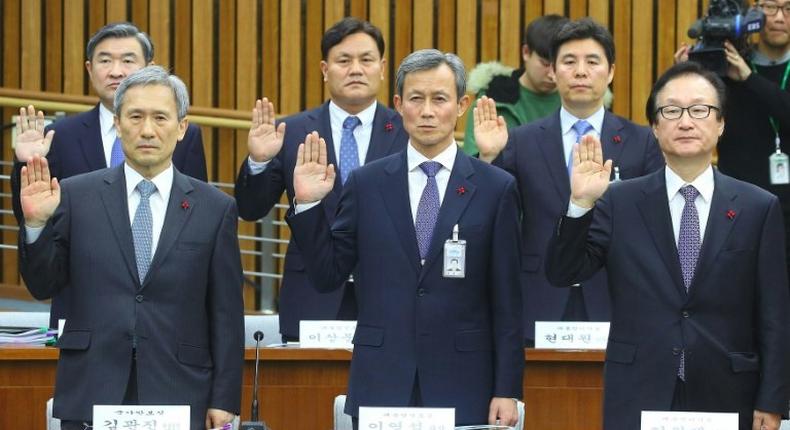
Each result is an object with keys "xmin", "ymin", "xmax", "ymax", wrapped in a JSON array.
[
  {"xmin": 600, "ymin": 111, "xmax": 626, "ymax": 175},
  {"xmin": 365, "ymin": 104, "xmax": 399, "ymax": 163},
  {"xmin": 81, "ymin": 105, "xmax": 110, "ymax": 170},
  {"xmin": 382, "ymin": 151, "xmax": 422, "ymax": 274},
  {"xmin": 690, "ymin": 171, "xmax": 739, "ymax": 292},
  {"xmin": 99, "ymin": 167, "xmax": 138, "ymax": 285},
  {"xmin": 419, "ymin": 151, "xmax": 476, "ymax": 283},
  {"xmin": 537, "ymin": 112, "xmax": 571, "ymax": 205},
  {"xmin": 636, "ymin": 168, "xmax": 687, "ymax": 297},
  {"xmin": 142, "ymin": 170, "xmax": 195, "ymax": 289}
]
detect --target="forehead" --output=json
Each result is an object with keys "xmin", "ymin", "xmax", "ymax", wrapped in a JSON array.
[
  {"xmin": 121, "ymin": 84, "xmax": 178, "ymax": 112},
  {"xmin": 557, "ymin": 38, "xmax": 607, "ymax": 58},
  {"xmin": 327, "ymin": 32, "xmax": 380, "ymax": 57},
  {"xmin": 657, "ymin": 74, "xmax": 719, "ymax": 104},
  {"xmin": 92, "ymin": 36, "xmax": 145, "ymax": 58},
  {"xmin": 402, "ymin": 64, "xmax": 457, "ymax": 95}
]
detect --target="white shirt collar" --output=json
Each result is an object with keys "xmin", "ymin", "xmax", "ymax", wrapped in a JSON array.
[
  {"xmin": 124, "ymin": 163, "xmax": 174, "ymax": 201},
  {"xmin": 328, "ymin": 100, "xmax": 377, "ymax": 129},
  {"xmin": 665, "ymin": 164, "xmax": 714, "ymax": 204},
  {"xmin": 99, "ymin": 103, "xmax": 116, "ymax": 139},
  {"xmin": 560, "ymin": 106, "xmax": 606, "ymax": 136},
  {"xmin": 407, "ymin": 140, "xmax": 458, "ymax": 173},
  {"xmin": 751, "ymin": 49, "xmax": 790, "ymax": 66}
]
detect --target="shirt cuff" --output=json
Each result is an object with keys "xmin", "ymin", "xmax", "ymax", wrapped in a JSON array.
[
  {"xmin": 294, "ymin": 201, "xmax": 320, "ymax": 214},
  {"xmin": 247, "ymin": 156, "xmax": 270, "ymax": 175},
  {"xmin": 25, "ymin": 225, "xmax": 44, "ymax": 244},
  {"xmin": 566, "ymin": 200, "xmax": 592, "ymax": 218}
]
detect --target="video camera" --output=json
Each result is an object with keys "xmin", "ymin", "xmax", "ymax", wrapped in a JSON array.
[{"xmin": 687, "ymin": 0, "xmax": 765, "ymax": 75}]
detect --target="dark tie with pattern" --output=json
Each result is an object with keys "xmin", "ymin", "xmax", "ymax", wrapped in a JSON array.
[
  {"xmin": 339, "ymin": 116, "xmax": 362, "ymax": 184},
  {"xmin": 132, "ymin": 180, "xmax": 156, "ymax": 283},
  {"xmin": 677, "ymin": 185, "xmax": 700, "ymax": 381},
  {"xmin": 415, "ymin": 161, "xmax": 442, "ymax": 262}
]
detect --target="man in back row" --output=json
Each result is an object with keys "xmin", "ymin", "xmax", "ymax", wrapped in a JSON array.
[
  {"xmin": 234, "ymin": 17, "xmax": 408, "ymax": 341},
  {"xmin": 475, "ymin": 18, "xmax": 664, "ymax": 344},
  {"xmin": 12, "ymin": 22, "xmax": 207, "ymax": 329}
]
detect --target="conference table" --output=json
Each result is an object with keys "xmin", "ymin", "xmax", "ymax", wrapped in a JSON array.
[{"xmin": 0, "ymin": 346, "xmax": 604, "ymax": 430}]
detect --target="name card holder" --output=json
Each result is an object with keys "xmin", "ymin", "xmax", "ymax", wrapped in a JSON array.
[
  {"xmin": 359, "ymin": 406, "xmax": 454, "ymax": 430},
  {"xmin": 93, "ymin": 405, "xmax": 190, "ymax": 430},
  {"xmin": 641, "ymin": 410, "xmax": 738, "ymax": 430},
  {"xmin": 299, "ymin": 320, "xmax": 357, "ymax": 349},
  {"xmin": 534, "ymin": 321, "xmax": 610, "ymax": 349}
]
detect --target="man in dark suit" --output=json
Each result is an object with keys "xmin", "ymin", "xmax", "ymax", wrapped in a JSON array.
[
  {"xmin": 234, "ymin": 17, "xmax": 408, "ymax": 341},
  {"xmin": 546, "ymin": 61, "xmax": 790, "ymax": 430},
  {"xmin": 17, "ymin": 66, "xmax": 243, "ymax": 430},
  {"xmin": 12, "ymin": 22, "xmax": 207, "ymax": 328},
  {"xmin": 475, "ymin": 18, "xmax": 664, "ymax": 343},
  {"xmin": 287, "ymin": 49, "xmax": 523, "ymax": 428}
]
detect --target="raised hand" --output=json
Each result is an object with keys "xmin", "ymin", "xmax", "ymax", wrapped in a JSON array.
[
  {"xmin": 20, "ymin": 155, "xmax": 60, "ymax": 228},
  {"xmin": 293, "ymin": 131, "xmax": 336, "ymax": 204},
  {"xmin": 673, "ymin": 43, "xmax": 690, "ymax": 64},
  {"xmin": 15, "ymin": 105, "xmax": 54, "ymax": 162},
  {"xmin": 474, "ymin": 96, "xmax": 508, "ymax": 163},
  {"xmin": 570, "ymin": 135, "xmax": 612, "ymax": 209},
  {"xmin": 723, "ymin": 40, "xmax": 751, "ymax": 82},
  {"xmin": 248, "ymin": 97, "xmax": 286, "ymax": 162}
]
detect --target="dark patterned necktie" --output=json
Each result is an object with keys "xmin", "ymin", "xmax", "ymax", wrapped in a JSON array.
[
  {"xmin": 677, "ymin": 185, "xmax": 700, "ymax": 381},
  {"xmin": 132, "ymin": 180, "xmax": 156, "ymax": 283},
  {"xmin": 415, "ymin": 161, "xmax": 442, "ymax": 261},
  {"xmin": 339, "ymin": 116, "xmax": 361, "ymax": 184}
]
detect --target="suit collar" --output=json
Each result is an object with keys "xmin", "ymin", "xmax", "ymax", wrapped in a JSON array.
[
  {"xmin": 382, "ymin": 151, "xmax": 422, "ymax": 273},
  {"xmin": 538, "ymin": 111, "xmax": 571, "ymax": 203},
  {"xmin": 80, "ymin": 104, "xmax": 109, "ymax": 171}
]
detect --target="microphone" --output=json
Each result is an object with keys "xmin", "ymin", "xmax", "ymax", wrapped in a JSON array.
[{"xmin": 240, "ymin": 331, "xmax": 269, "ymax": 430}]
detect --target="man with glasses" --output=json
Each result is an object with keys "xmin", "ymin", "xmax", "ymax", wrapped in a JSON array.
[
  {"xmin": 677, "ymin": 0, "xmax": 790, "ymax": 277},
  {"xmin": 546, "ymin": 60, "xmax": 790, "ymax": 430}
]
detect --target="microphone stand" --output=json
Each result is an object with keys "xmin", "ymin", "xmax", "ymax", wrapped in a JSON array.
[{"xmin": 240, "ymin": 331, "xmax": 269, "ymax": 430}]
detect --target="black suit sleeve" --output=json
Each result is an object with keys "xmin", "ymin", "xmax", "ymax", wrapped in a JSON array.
[
  {"xmin": 175, "ymin": 124, "xmax": 208, "ymax": 181},
  {"xmin": 234, "ymin": 152, "xmax": 287, "ymax": 221}
]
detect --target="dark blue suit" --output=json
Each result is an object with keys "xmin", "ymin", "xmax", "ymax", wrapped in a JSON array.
[
  {"xmin": 497, "ymin": 110, "xmax": 664, "ymax": 341},
  {"xmin": 287, "ymin": 149, "xmax": 524, "ymax": 424},
  {"xmin": 235, "ymin": 101, "xmax": 408, "ymax": 338},
  {"xmin": 19, "ymin": 167, "xmax": 244, "ymax": 429},
  {"xmin": 11, "ymin": 104, "xmax": 208, "ymax": 328},
  {"xmin": 546, "ymin": 168, "xmax": 790, "ymax": 430}
]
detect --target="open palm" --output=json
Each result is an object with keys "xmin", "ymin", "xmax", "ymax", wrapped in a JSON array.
[
  {"xmin": 570, "ymin": 135, "xmax": 612, "ymax": 208},
  {"xmin": 474, "ymin": 96, "xmax": 508, "ymax": 162},
  {"xmin": 20, "ymin": 155, "xmax": 60, "ymax": 228},
  {"xmin": 15, "ymin": 105, "xmax": 54, "ymax": 162},
  {"xmin": 293, "ymin": 131, "xmax": 336, "ymax": 204},
  {"xmin": 248, "ymin": 97, "xmax": 286, "ymax": 162}
]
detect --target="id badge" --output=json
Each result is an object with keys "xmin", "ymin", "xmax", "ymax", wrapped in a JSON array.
[
  {"xmin": 770, "ymin": 151, "xmax": 790, "ymax": 185},
  {"xmin": 443, "ymin": 224, "xmax": 466, "ymax": 278}
]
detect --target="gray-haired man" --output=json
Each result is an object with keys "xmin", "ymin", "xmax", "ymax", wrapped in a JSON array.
[{"xmin": 17, "ymin": 66, "xmax": 243, "ymax": 430}]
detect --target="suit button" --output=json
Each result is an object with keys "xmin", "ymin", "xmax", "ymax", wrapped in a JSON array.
[
  {"xmin": 417, "ymin": 288, "xmax": 426, "ymax": 297},
  {"xmin": 681, "ymin": 310, "xmax": 689, "ymax": 318},
  {"xmin": 135, "ymin": 294, "xmax": 144, "ymax": 303},
  {"xmin": 672, "ymin": 347, "xmax": 681, "ymax": 355}
]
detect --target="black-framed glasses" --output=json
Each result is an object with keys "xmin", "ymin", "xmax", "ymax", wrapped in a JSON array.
[
  {"xmin": 758, "ymin": 2, "xmax": 790, "ymax": 15},
  {"xmin": 655, "ymin": 104, "xmax": 720, "ymax": 120}
]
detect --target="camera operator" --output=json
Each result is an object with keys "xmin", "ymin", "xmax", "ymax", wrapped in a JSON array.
[{"xmin": 677, "ymin": 0, "xmax": 790, "ymax": 275}]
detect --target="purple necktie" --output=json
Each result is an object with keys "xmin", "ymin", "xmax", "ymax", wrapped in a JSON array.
[
  {"xmin": 415, "ymin": 161, "xmax": 442, "ymax": 261},
  {"xmin": 110, "ymin": 135, "xmax": 124, "ymax": 167},
  {"xmin": 677, "ymin": 185, "xmax": 700, "ymax": 381},
  {"xmin": 569, "ymin": 120, "xmax": 593, "ymax": 175},
  {"xmin": 339, "ymin": 116, "xmax": 361, "ymax": 184}
]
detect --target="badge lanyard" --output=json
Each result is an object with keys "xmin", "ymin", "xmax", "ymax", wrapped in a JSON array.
[{"xmin": 751, "ymin": 60, "xmax": 790, "ymax": 184}]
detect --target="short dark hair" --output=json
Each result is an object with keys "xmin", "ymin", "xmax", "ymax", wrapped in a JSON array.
[
  {"xmin": 550, "ymin": 18, "xmax": 615, "ymax": 67},
  {"xmin": 395, "ymin": 49, "xmax": 466, "ymax": 98},
  {"xmin": 321, "ymin": 17, "xmax": 385, "ymax": 60},
  {"xmin": 645, "ymin": 61, "xmax": 727, "ymax": 125},
  {"xmin": 524, "ymin": 14, "xmax": 570, "ymax": 59},
  {"xmin": 86, "ymin": 22, "xmax": 154, "ymax": 63}
]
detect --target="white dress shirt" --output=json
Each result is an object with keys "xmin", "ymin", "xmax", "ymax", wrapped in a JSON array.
[
  {"xmin": 25, "ymin": 164, "xmax": 174, "ymax": 256},
  {"xmin": 247, "ymin": 100, "xmax": 378, "ymax": 175},
  {"xmin": 98, "ymin": 103, "xmax": 118, "ymax": 168},
  {"xmin": 560, "ymin": 106, "xmax": 605, "ymax": 165},
  {"xmin": 567, "ymin": 165, "xmax": 715, "ymax": 246}
]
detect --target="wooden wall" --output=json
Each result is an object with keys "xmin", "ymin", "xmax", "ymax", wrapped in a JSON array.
[{"xmin": 0, "ymin": 0, "xmax": 712, "ymax": 292}]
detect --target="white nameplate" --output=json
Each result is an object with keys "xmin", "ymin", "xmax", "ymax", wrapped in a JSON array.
[
  {"xmin": 534, "ymin": 321, "xmax": 610, "ymax": 349},
  {"xmin": 641, "ymin": 411, "xmax": 738, "ymax": 430},
  {"xmin": 93, "ymin": 405, "xmax": 190, "ymax": 430},
  {"xmin": 359, "ymin": 406, "xmax": 454, "ymax": 429},
  {"xmin": 299, "ymin": 320, "xmax": 357, "ymax": 349}
]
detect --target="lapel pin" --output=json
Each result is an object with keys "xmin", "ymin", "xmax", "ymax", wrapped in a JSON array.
[
  {"xmin": 726, "ymin": 209, "xmax": 736, "ymax": 220},
  {"xmin": 456, "ymin": 186, "xmax": 466, "ymax": 196},
  {"xmin": 181, "ymin": 200, "xmax": 190, "ymax": 210},
  {"xmin": 384, "ymin": 121, "xmax": 394, "ymax": 132},
  {"xmin": 612, "ymin": 135, "xmax": 622, "ymax": 144}
]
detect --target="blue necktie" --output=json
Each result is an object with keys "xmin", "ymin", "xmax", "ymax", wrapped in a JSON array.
[
  {"xmin": 110, "ymin": 135, "xmax": 125, "ymax": 167},
  {"xmin": 569, "ymin": 120, "xmax": 594, "ymax": 175},
  {"xmin": 132, "ymin": 180, "xmax": 156, "ymax": 283},
  {"xmin": 677, "ymin": 185, "xmax": 700, "ymax": 381},
  {"xmin": 340, "ymin": 116, "xmax": 362, "ymax": 184},
  {"xmin": 415, "ymin": 161, "xmax": 442, "ymax": 261}
]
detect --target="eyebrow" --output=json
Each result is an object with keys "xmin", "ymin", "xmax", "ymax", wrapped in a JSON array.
[{"xmin": 95, "ymin": 51, "xmax": 139, "ymax": 58}]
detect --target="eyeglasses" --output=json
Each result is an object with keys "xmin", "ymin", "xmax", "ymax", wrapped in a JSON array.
[
  {"xmin": 655, "ymin": 104, "xmax": 720, "ymax": 120},
  {"xmin": 759, "ymin": 2, "xmax": 790, "ymax": 16}
]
